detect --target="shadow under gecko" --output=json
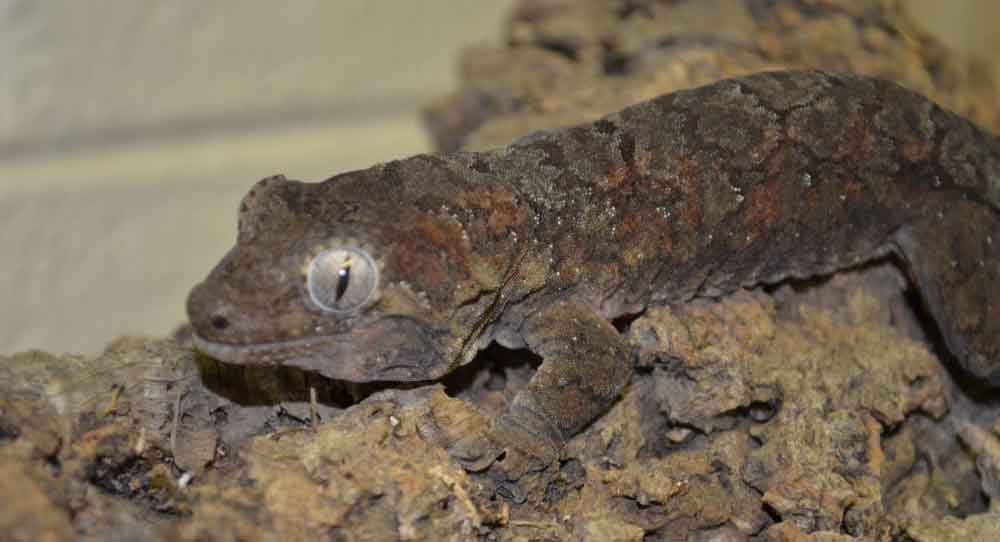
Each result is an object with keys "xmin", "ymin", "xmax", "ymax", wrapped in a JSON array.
[{"xmin": 187, "ymin": 70, "xmax": 1000, "ymax": 479}]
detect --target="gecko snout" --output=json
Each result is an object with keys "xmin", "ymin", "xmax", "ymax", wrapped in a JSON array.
[{"xmin": 186, "ymin": 281, "xmax": 242, "ymax": 342}]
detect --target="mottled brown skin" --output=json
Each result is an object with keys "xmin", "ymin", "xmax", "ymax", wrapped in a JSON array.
[{"xmin": 188, "ymin": 71, "xmax": 1000, "ymax": 480}]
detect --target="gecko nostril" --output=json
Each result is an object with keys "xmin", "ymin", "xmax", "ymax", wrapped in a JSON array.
[{"xmin": 211, "ymin": 315, "xmax": 230, "ymax": 331}]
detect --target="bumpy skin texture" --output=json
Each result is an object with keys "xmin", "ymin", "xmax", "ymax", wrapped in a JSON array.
[{"xmin": 188, "ymin": 70, "xmax": 1000, "ymax": 477}]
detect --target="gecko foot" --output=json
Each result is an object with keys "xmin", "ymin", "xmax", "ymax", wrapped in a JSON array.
[
  {"xmin": 482, "ymin": 414, "xmax": 560, "ymax": 480},
  {"xmin": 445, "ymin": 431, "xmax": 504, "ymax": 472}
]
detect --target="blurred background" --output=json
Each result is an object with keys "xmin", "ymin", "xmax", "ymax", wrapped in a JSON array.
[{"xmin": 1, "ymin": 0, "xmax": 998, "ymax": 356}]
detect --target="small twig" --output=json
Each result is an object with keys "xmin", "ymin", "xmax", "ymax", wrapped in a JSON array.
[
  {"xmin": 134, "ymin": 427, "xmax": 147, "ymax": 455},
  {"xmin": 178, "ymin": 471, "xmax": 195, "ymax": 489},
  {"xmin": 508, "ymin": 520, "xmax": 560, "ymax": 528},
  {"xmin": 101, "ymin": 384, "xmax": 123, "ymax": 418},
  {"xmin": 142, "ymin": 373, "xmax": 197, "ymax": 384},
  {"xmin": 170, "ymin": 388, "xmax": 188, "ymax": 459},
  {"xmin": 310, "ymin": 386, "xmax": 320, "ymax": 432}
]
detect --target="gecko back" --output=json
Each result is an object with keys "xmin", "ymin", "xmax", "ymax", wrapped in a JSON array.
[{"xmin": 485, "ymin": 70, "xmax": 1000, "ymax": 385}]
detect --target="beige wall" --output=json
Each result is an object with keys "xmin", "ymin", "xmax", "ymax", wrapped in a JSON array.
[
  {"xmin": 1, "ymin": 1, "xmax": 997, "ymax": 355},
  {"xmin": 1, "ymin": 2, "xmax": 516, "ymax": 355},
  {"xmin": 908, "ymin": 0, "xmax": 1000, "ymax": 63}
]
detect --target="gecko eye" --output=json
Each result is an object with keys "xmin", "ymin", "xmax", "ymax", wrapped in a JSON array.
[{"xmin": 307, "ymin": 247, "xmax": 378, "ymax": 313}]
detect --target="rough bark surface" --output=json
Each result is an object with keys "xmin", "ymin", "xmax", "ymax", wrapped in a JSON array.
[{"xmin": 4, "ymin": 266, "xmax": 1000, "ymax": 540}]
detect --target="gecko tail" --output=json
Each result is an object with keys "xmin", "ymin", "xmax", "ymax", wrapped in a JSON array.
[{"xmin": 893, "ymin": 200, "xmax": 1000, "ymax": 386}]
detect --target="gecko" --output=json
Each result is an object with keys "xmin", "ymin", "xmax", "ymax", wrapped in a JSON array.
[{"xmin": 187, "ymin": 70, "xmax": 1000, "ymax": 481}]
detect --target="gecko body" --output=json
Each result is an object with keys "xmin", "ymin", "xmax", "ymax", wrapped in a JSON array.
[{"xmin": 188, "ymin": 71, "xmax": 1000, "ymax": 476}]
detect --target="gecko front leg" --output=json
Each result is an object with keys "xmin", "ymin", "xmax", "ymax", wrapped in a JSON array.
[{"xmin": 477, "ymin": 297, "xmax": 634, "ymax": 481}]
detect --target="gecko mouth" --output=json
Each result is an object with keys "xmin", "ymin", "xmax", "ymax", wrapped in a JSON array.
[
  {"xmin": 191, "ymin": 333, "xmax": 334, "ymax": 366},
  {"xmin": 191, "ymin": 317, "xmax": 450, "ymax": 383}
]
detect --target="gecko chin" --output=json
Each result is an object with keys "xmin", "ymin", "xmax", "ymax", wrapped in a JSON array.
[{"xmin": 191, "ymin": 318, "xmax": 451, "ymax": 383}]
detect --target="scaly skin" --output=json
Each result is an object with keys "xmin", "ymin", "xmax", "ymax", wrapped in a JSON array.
[{"xmin": 188, "ymin": 70, "xmax": 1000, "ymax": 480}]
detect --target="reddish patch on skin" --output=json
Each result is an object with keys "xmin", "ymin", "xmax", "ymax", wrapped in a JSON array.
[
  {"xmin": 835, "ymin": 114, "xmax": 868, "ymax": 161},
  {"xmin": 657, "ymin": 156, "xmax": 705, "ymax": 234},
  {"xmin": 634, "ymin": 149, "xmax": 653, "ymax": 176},
  {"xmin": 741, "ymin": 181, "xmax": 782, "ymax": 243},
  {"xmin": 454, "ymin": 186, "xmax": 526, "ymax": 236},
  {"xmin": 901, "ymin": 140, "xmax": 931, "ymax": 163},
  {"xmin": 674, "ymin": 156, "xmax": 698, "ymax": 182},
  {"xmin": 658, "ymin": 228, "xmax": 674, "ymax": 253},
  {"xmin": 396, "ymin": 239, "xmax": 446, "ymax": 286},
  {"xmin": 487, "ymin": 203, "xmax": 524, "ymax": 236},
  {"xmin": 604, "ymin": 166, "xmax": 631, "ymax": 190},
  {"xmin": 419, "ymin": 217, "xmax": 476, "ymax": 269},
  {"xmin": 677, "ymin": 193, "xmax": 702, "ymax": 231},
  {"xmin": 394, "ymin": 217, "xmax": 468, "ymax": 290},
  {"xmin": 416, "ymin": 217, "xmax": 452, "ymax": 247},
  {"xmin": 613, "ymin": 203, "xmax": 645, "ymax": 240}
]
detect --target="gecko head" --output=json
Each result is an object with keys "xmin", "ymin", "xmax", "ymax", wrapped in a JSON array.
[{"xmin": 186, "ymin": 170, "xmax": 487, "ymax": 383}]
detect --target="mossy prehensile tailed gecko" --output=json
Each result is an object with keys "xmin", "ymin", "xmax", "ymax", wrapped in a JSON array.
[{"xmin": 188, "ymin": 70, "xmax": 1000, "ymax": 480}]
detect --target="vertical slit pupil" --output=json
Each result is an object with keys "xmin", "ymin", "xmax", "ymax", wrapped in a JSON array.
[{"xmin": 335, "ymin": 258, "xmax": 352, "ymax": 304}]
